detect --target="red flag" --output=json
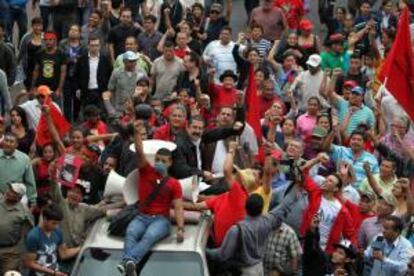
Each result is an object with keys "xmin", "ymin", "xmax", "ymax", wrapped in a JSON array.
[
  {"xmin": 245, "ymin": 65, "xmax": 263, "ymax": 142},
  {"xmin": 378, "ymin": 7, "xmax": 414, "ymax": 120},
  {"xmin": 36, "ymin": 96, "xmax": 71, "ymax": 146}
]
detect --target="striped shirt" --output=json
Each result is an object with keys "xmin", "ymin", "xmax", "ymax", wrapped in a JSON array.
[
  {"xmin": 330, "ymin": 145, "xmax": 379, "ymax": 186},
  {"xmin": 248, "ymin": 38, "xmax": 272, "ymax": 58},
  {"xmin": 336, "ymin": 97, "xmax": 376, "ymax": 135}
]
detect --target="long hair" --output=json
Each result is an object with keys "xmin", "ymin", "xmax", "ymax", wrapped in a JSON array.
[{"xmin": 10, "ymin": 106, "xmax": 30, "ymax": 130}]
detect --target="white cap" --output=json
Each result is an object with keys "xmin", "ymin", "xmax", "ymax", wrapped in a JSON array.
[
  {"xmin": 4, "ymin": 271, "xmax": 22, "ymax": 276},
  {"xmin": 306, "ymin": 54, "xmax": 322, "ymax": 67},
  {"xmin": 8, "ymin": 183, "xmax": 27, "ymax": 197}
]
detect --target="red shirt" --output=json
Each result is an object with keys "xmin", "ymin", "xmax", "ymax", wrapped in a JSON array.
[
  {"xmin": 300, "ymin": 172, "xmax": 357, "ymax": 254},
  {"xmin": 258, "ymin": 95, "xmax": 284, "ymax": 117},
  {"xmin": 138, "ymin": 164, "xmax": 182, "ymax": 216},
  {"xmin": 206, "ymin": 181, "xmax": 248, "ymax": 246},
  {"xmin": 274, "ymin": 0, "xmax": 304, "ymax": 29},
  {"xmin": 83, "ymin": 120, "xmax": 108, "ymax": 135},
  {"xmin": 209, "ymin": 83, "xmax": 238, "ymax": 118},
  {"xmin": 174, "ymin": 47, "xmax": 191, "ymax": 59},
  {"xmin": 344, "ymin": 200, "xmax": 375, "ymax": 232}
]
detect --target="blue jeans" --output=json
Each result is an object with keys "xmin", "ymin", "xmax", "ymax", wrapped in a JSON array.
[
  {"xmin": 7, "ymin": 5, "xmax": 27, "ymax": 43},
  {"xmin": 123, "ymin": 214, "xmax": 171, "ymax": 263}
]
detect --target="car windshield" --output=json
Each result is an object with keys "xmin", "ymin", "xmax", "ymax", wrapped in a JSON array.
[{"xmin": 72, "ymin": 248, "xmax": 204, "ymax": 276}]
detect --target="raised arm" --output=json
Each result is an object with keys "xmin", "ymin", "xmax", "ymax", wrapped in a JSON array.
[
  {"xmin": 224, "ymin": 0, "xmax": 232, "ymax": 22},
  {"xmin": 326, "ymin": 68, "xmax": 342, "ymax": 105},
  {"xmin": 400, "ymin": 179, "xmax": 414, "ymax": 217},
  {"xmin": 362, "ymin": 161, "xmax": 383, "ymax": 196},
  {"xmin": 86, "ymin": 133, "xmax": 118, "ymax": 143},
  {"xmin": 224, "ymin": 140, "xmax": 238, "ymax": 186},
  {"xmin": 42, "ymin": 105, "xmax": 66, "ymax": 155},
  {"xmin": 133, "ymin": 120, "xmax": 149, "ymax": 168},
  {"xmin": 261, "ymin": 151, "xmax": 273, "ymax": 194}
]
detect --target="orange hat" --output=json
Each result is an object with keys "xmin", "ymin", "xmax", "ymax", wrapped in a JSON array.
[
  {"xmin": 37, "ymin": 85, "xmax": 52, "ymax": 96},
  {"xmin": 299, "ymin": 19, "xmax": 313, "ymax": 31}
]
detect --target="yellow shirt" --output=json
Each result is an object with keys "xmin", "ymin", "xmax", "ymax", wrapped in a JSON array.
[
  {"xmin": 358, "ymin": 174, "xmax": 397, "ymax": 196},
  {"xmin": 254, "ymin": 186, "xmax": 272, "ymax": 214}
]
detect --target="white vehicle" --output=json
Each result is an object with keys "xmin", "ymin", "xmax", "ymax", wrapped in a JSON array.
[{"xmin": 70, "ymin": 212, "xmax": 212, "ymax": 276}]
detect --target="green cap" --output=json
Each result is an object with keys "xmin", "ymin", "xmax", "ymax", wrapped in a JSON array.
[{"xmin": 312, "ymin": 126, "xmax": 328, "ymax": 138}]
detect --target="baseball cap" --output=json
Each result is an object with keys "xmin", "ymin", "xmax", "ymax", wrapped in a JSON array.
[
  {"xmin": 44, "ymin": 32, "xmax": 57, "ymax": 40},
  {"xmin": 351, "ymin": 86, "xmax": 365, "ymax": 95},
  {"xmin": 379, "ymin": 193, "xmax": 397, "ymax": 208},
  {"xmin": 8, "ymin": 183, "xmax": 27, "ymax": 197},
  {"xmin": 344, "ymin": 80, "xmax": 358, "ymax": 89},
  {"xmin": 312, "ymin": 126, "xmax": 328, "ymax": 138},
  {"xmin": 299, "ymin": 19, "xmax": 313, "ymax": 31},
  {"xmin": 123, "ymin": 51, "xmax": 138, "ymax": 61},
  {"xmin": 210, "ymin": 3, "xmax": 222, "ymax": 12},
  {"xmin": 37, "ymin": 85, "xmax": 52, "ymax": 96},
  {"xmin": 306, "ymin": 54, "xmax": 322, "ymax": 67}
]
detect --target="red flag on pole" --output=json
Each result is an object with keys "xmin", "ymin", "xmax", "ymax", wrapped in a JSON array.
[
  {"xmin": 245, "ymin": 65, "xmax": 263, "ymax": 142},
  {"xmin": 378, "ymin": 7, "xmax": 414, "ymax": 120},
  {"xmin": 36, "ymin": 96, "xmax": 71, "ymax": 146}
]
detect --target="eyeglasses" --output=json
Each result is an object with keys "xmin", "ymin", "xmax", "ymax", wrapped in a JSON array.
[{"xmin": 210, "ymin": 10, "xmax": 220, "ymax": 14}]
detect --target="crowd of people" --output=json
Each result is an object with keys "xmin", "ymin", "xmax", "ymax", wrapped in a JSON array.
[{"xmin": 0, "ymin": 0, "xmax": 414, "ymax": 275}]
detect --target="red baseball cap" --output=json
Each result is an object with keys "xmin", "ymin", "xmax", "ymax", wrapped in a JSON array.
[
  {"xmin": 344, "ymin": 80, "xmax": 357, "ymax": 89},
  {"xmin": 299, "ymin": 19, "xmax": 313, "ymax": 31}
]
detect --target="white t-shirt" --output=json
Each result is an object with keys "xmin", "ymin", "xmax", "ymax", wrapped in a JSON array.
[
  {"xmin": 318, "ymin": 197, "xmax": 342, "ymax": 250},
  {"xmin": 203, "ymin": 40, "xmax": 237, "ymax": 82},
  {"xmin": 291, "ymin": 70, "xmax": 329, "ymax": 112}
]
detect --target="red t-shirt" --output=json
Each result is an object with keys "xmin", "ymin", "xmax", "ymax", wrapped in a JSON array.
[
  {"xmin": 174, "ymin": 47, "xmax": 191, "ymax": 59},
  {"xmin": 274, "ymin": 0, "xmax": 304, "ymax": 29},
  {"xmin": 209, "ymin": 83, "xmax": 238, "ymax": 118},
  {"xmin": 83, "ymin": 120, "xmax": 108, "ymax": 135},
  {"xmin": 138, "ymin": 164, "xmax": 183, "ymax": 216},
  {"xmin": 206, "ymin": 181, "xmax": 248, "ymax": 246},
  {"xmin": 259, "ymin": 95, "xmax": 284, "ymax": 117}
]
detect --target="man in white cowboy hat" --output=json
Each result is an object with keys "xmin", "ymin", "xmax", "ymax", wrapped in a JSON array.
[{"xmin": 0, "ymin": 183, "xmax": 33, "ymax": 275}]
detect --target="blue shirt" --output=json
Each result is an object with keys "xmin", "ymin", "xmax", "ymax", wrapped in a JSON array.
[
  {"xmin": 364, "ymin": 235, "xmax": 414, "ymax": 276},
  {"xmin": 330, "ymin": 145, "xmax": 379, "ymax": 186},
  {"xmin": 26, "ymin": 226, "xmax": 63, "ymax": 273}
]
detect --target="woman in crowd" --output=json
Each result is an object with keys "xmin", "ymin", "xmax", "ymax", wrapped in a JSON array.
[{"xmin": 6, "ymin": 106, "xmax": 35, "ymax": 154}]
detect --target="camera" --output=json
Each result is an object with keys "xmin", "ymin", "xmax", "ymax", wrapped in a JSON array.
[{"xmin": 372, "ymin": 236, "xmax": 385, "ymax": 252}]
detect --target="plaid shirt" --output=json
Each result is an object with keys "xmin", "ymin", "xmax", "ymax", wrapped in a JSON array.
[{"xmin": 263, "ymin": 223, "xmax": 302, "ymax": 274}]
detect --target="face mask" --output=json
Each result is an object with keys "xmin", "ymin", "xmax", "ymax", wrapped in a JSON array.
[{"xmin": 154, "ymin": 162, "xmax": 168, "ymax": 176}]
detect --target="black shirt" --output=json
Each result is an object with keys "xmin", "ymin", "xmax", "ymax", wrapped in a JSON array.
[
  {"xmin": 107, "ymin": 24, "xmax": 141, "ymax": 58},
  {"xmin": 35, "ymin": 49, "xmax": 67, "ymax": 91},
  {"xmin": 204, "ymin": 17, "xmax": 229, "ymax": 47}
]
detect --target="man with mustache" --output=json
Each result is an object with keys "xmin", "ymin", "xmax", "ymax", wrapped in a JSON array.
[{"xmin": 170, "ymin": 114, "xmax": 244, "ymax": 180}]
